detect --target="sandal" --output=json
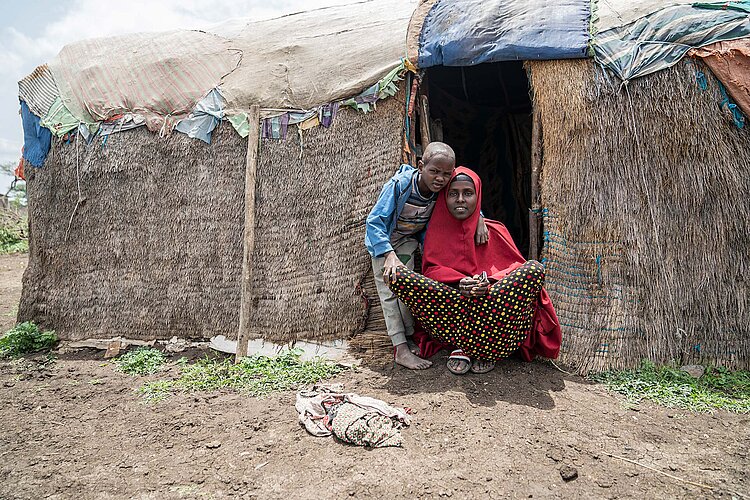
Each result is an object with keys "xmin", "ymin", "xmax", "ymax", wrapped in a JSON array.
[
  {"xmin": 447, "ymin": 349, "xmax": 471, "ymax": 375},
  {"xmin": 470, "ymin": 359, "xmax": 496, "ymax": 374}
]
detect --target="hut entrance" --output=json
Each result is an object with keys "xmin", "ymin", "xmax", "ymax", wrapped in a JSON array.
[{"xmin": 421, "ymin": 61, "xmax": 535, "ymax": 256}]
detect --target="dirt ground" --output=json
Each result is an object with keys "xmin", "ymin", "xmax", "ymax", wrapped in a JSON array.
[
  {"xmin": 0, "ymin": 252, "xmax": 26, "ymax": 333},
  {"xmin": 0, "ymin": 254, "xmax": 748, "ymax": 500}
]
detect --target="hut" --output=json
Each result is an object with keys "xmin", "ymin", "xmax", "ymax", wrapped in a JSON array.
[{"xmin": 15, "ymin": 0, "xmax": 750, "ymax": 372}]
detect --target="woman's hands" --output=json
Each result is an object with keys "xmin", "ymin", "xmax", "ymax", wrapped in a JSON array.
[{"xmin": 459, "ymin": 274, "xmax": 490, "ymax": 297}]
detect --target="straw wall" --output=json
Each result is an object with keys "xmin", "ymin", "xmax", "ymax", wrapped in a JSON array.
[
  {"xmin": 19, "ymin": 93, "xmax": 404, "ymax": 344},
  {"xmin": 19, "ymin": 125, "xmax": 247, "ymax": 340},
  {"xmin": 230, "ymin": 92, "xmax": 406, "ymax": 344},
  {"xmin": 530, "ymin": 59, "xmax": 750, "ymax": 372}
]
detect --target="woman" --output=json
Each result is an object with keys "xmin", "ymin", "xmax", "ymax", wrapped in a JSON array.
[{"xmin": 387, "ymin": 167, "xmax": 561, "ymax": 374}]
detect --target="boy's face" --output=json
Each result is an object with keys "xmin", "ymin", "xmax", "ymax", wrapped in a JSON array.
[{"xmin": 418, "ymin": 155, "xmax": 455, "ymax": 193}]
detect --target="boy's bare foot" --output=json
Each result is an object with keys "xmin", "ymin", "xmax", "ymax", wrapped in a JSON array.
[
  {"xmin": 394, "ymin": 343, "xmax": 432, "ymax": 370},
  {"xmin": 406, "ymin": 337, "xmax": 421, "ymax": 356}
]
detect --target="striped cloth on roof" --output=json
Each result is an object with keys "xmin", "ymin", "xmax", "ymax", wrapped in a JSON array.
[
  {"xmin": 48, "ymin": 30, "xmax": 241, "ymax": 125},
  {"xmin": 593, "ymin": 2, "xmax": 750, "ymax": 81},
  {"xmin": 18, "ymin": 64, "xmax": 59, "ymax": 118}
]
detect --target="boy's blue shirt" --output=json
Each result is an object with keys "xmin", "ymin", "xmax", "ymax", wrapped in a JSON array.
[{"xmin": 365, "ymin": 164, "xmax": 424, "ymax": 258}]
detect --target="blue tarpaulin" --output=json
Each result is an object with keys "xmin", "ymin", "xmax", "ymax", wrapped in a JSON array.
[
  {"xmin": 417, "ymin": 0, "xmax": 591, "ymax": 68},
  {"xmin": 20, "ymin": 100, "xmax": 52, "ymax": 167}
]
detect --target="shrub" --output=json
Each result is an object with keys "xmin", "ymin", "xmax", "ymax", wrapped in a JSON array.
[{"xmin": 0, "ymin": 322, "xmax": 57, "ymax": 358}]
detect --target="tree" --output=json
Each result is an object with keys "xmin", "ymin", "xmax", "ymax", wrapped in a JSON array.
[{"xmin": 1, "ymin": 161, "xmax": 27, "ymax": 208}]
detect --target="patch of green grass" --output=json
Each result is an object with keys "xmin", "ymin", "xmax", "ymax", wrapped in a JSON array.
[
  {"xmin": 0, "ymin": 212, "xmax": 28, "ymax": 255},
  {"xmin": 590, "ymin": 361, "xmax": 750, "ymax": 413},
  {"xmin": 115, "ymin": 347, "xmax": 166, "ymax": 375},
  {"xmin": 0, "ymin": 322, "xmax": 57, "ymax": 358},
  {"xmin": 137, "ymin": 380, "xmax": 173, "ymax": 403},
  {"xmin": 138, "ymin": 349, "xmax": 346, "ymax": 402}
]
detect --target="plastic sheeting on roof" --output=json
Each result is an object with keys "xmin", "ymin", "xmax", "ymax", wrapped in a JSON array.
[
  {"xmin": 17, "ymin": 0, "xmax": 750, "ymax": 157},
  {"xmin": 593, "ymin": 1, "xmax": 750, "ymax": 81},
  {"xmin": 595, "ymin": 0, "xmax": 696, "ymax": 30},
  {"xmin": 417, "ymin": 0, "xmax": 591, "ymax": 67},
  {"xmin": 17, "ymin": 64, "xmax": 59, "ymax": 118},
  {"xmin": 36, "ymin": 0, "xmax": 414, "ymax": 133},
  {"xmin": 218, "ymin": 0, "xmax": 415, "ymax": 114},
  {"xmin": 690, "ymin": 38, "xmax": 750, "ymax": 119},
  {"xmin": 48, "ymin": 30, "xmax": 241, "ymax": 131}
]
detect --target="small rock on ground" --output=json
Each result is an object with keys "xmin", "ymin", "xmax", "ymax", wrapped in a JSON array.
[{"xmin": 559, "ymin": 465, "xmax": 578, "ymax": 482}]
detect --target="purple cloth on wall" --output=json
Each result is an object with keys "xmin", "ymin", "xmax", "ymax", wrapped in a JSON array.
[{"xmin": 262, "ymin": 113, "xmax": 290, "ymax": 139}]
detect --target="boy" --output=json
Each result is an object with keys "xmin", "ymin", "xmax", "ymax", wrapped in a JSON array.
[{"xmin": 365, "ymin": 142, "xmax": 488, "ymax": 369}]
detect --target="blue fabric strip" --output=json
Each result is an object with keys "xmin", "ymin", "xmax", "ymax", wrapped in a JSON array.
[
  {"xmin": 20, "ymin": 100, "xmax": 52, "ymax": 167},
  {"xmin": 174, "ymin": 88, "xmax": 224, "ymax": 144},
  {"xmin": 418, "ymin": 0, "xmax": 591, "ymax": 68}
]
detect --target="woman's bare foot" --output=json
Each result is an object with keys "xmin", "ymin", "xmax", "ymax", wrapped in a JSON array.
[
  {"xmin": 447, "ymin": 349, "xmax": 471, "ymax": 375},
  {"xmin": 394, "ymin": 343, "xmax": 432, "ymax": 370}
]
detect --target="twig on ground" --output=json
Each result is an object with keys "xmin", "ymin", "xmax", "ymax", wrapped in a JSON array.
[
  {"xmin": 98, "ymin": 402, "xmax": 118, "ymax": 413},
  {"xmin": 606, "ymin": 453, "xmax": 748, "ymax": 499},
  {"xmin": 550, "ymin": 360, "xmax": 575, "ymax": 376}
]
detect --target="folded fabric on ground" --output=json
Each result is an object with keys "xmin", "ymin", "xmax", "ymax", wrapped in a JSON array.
[{"xmin": 295, "ymin": 384, "xmax": 410, "ymax": 448}]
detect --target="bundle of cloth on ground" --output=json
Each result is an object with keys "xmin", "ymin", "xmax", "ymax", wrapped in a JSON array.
[{"xmin": 296, "ymin": 384, "xmax": 410, "ymax": 448}]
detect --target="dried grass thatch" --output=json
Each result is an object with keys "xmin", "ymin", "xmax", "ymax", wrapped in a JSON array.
[
  {"xmin": 530, "ymin": 59, "xmax": 750, "ymax": 372},
  {"xmin": 19, "ymin": 93, "xmax": 404, "ymax": 346},
  {"xmin": 229, "ymin": 92, "xmax": 406, "ymax": 344},
  {"xmin": 19, "ymin": 125, "xmax": 247, "ymax": 340},
  {"xmin": 21, "ymin": 58, "xmax": 749, "ymax": 372}
]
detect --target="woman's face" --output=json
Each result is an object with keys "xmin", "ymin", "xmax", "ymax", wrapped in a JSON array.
[{"xmin": 446, "ymin": 179, "xmax": 477, "ymax": 220}]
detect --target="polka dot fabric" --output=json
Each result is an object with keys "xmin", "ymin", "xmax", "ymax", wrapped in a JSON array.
[{"xmin": 388, "ymin": 261, "xmax": 545, "ymax": 361}]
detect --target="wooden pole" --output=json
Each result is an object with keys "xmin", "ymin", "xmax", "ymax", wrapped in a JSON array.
[
  {"xmin": 236, "ymin": 105, "xmax": 260, "ymax": 363},
  {"xmin": 529, "ymin": 106, "xmax": 543, "ymax": 261},
  {"xmin": 418, "ymin": 95, "xmax": 432, "ymax": 152}
]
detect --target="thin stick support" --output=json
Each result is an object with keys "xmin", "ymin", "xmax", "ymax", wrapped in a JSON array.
[
  {"xmin": 529, "ymin": 106, "xmax": 543, "ymax": 261},
  {"xmin": 236, "ymin": 105, "xmax": 261, "ymax": 363}
]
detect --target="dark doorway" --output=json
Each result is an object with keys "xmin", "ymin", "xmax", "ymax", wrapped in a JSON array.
[{"xmin": 424, "ymin": 61, "xmax": 533, "ymax": 256}]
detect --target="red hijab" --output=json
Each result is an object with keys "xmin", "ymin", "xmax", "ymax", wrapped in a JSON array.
[{"xmin": 421, "ymin": 167, "xmax": 562, "ymax": 361}]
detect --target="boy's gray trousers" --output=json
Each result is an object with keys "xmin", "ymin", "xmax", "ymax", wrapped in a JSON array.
[{"xmin": 370, "ymin": 238, "xmax": 418, "ymax": 347}]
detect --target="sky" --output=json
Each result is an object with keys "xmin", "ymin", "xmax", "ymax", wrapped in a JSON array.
[{"xmin": 0, "ymin": 0, "xmax": 352, "ymax": 192}]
